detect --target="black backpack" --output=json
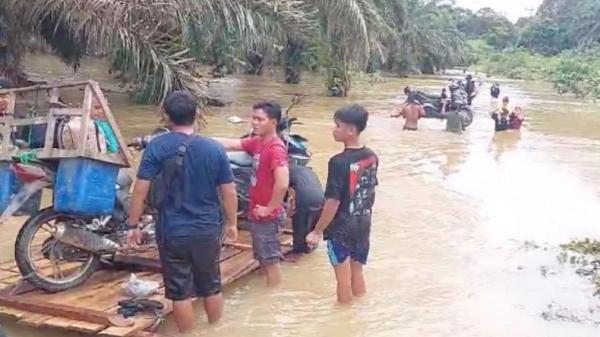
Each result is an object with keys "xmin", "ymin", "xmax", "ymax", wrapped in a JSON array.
[{"xmin": 147, "ymin": 135, "xmax": 196, "ymax": 210}]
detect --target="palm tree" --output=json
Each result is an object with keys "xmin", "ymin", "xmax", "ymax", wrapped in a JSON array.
[{"xmin": 378, "ymin": 0, "xmax": 466, "ymax": 75}]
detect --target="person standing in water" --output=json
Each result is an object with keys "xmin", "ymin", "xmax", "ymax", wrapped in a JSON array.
[
  {"xmin": 127, "ymin": 91, "xmax": 238, "ymax": 332},
  {"xmin": 306, "ymin": 104, "xmax": 379, "ymax": 305},
  {"xmin": 490, "ymin": 83, "xmax": 500, "ymax": 99},
  {"xmin": 213, "ymin": 101, "xmax": 289, "ymax": 287},
  {"xmin": 391, "ymin": 93, "xmax": 425, "ymax": 130},
  {"xmin": 509, "ymin": 106, "xmax": 524, "ymax": 130},
  {"xmin": 491, "ymin": 96, "xmax": 511, "ymax": 132}
]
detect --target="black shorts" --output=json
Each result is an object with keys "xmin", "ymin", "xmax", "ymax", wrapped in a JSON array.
[{"xmin": 158, "ymin": 234, "xmax": 222, "ymax": 301}]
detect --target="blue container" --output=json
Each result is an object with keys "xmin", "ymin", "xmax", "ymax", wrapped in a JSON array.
[
  {"xmin": 53, "ymin": 158, "xmax": 119, "ymax": 215},
  {"xmin": 0, "ymin": 162, "xmax": 16, "ymax": 213},
  {"xmin": 0, "ymin": 162, "xmax": 43, "ymax": 216}
]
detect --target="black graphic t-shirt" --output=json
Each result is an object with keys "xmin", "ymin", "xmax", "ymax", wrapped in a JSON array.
[{"xmin": 324, "ymin": 147, "xmax": 379, "ymax": 247}]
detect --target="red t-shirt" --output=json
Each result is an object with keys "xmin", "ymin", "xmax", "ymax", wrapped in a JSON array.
[{"xmin": 241, "ymin": 136, "xmax": 288, "ymax": 221}]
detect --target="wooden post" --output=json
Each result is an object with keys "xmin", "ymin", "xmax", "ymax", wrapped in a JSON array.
[
  {"xmin": 0, "ymin": 93, "xmax": 16, "ymax": 160},
  {"xmin": 78, "ymin": 84, "xmax": 93, "ymax": 157},
  {"xmin": 89, "ymin": 81, "xmax": 132, "ymax": 167},
  {"xmin": 41, "ymin": 88, "xmax": 60, "ymax": 158}
]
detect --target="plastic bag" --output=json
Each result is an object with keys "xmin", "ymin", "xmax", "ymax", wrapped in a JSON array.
[{"xmin": 122, "ymin": 273, "xmax": 159, "ymax": 298}]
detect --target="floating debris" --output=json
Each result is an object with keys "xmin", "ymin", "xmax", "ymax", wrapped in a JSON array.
[{"xmin": 227, "ymin": 116, "xmax": 245, "ymax": 124}]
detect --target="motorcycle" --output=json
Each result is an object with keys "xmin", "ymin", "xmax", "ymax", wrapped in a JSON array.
[
  {"xmin": 7, "ymin": 150, "xmax": 155, "ymax": 293},
  {"xmin": 409, "ymin": 79, "xmax": 474, "ymax": 128},
  {"xmin": 7, "ymin": 113, "xmax": 314, "ymax": 293}
]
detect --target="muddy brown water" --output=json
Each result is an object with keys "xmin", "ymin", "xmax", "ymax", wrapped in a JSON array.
[{"xmin": 1, "ymin": 54, "xmax": 600, "ymax": 337}]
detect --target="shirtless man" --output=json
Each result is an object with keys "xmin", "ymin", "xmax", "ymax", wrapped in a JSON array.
[{"xmin": 392, "ymin": 94, "xmax": 425, "ymax": 130}]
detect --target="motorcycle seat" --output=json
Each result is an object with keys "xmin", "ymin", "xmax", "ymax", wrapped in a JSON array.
[{"xmin": 228, "ymin": 151, "xmax": 253, "ymax": 167}]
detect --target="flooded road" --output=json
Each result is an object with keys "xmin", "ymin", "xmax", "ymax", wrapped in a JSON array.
[{"xmin": 2, "ymin": 55, "xmax": 600, "ymax": 337}]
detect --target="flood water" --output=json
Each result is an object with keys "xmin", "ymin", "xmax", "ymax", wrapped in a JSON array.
[{"xmin": 2, "ymin": 54, "xmax": 600, "ymax": 337}]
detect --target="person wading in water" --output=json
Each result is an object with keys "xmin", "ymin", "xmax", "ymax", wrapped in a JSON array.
[{"xmin": 392, "ymin": 93, "xmax": 426, "ymax": 131}]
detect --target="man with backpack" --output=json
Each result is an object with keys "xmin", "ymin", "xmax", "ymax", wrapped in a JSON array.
[{"xmin": 126, "ymin": 91, "xmax": 238, "ymax": 332}]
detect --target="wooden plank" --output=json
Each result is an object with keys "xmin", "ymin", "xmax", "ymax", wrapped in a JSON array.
[
  {"xmin": 224, "ymin": 242, "xmax": 253, "ymax": 250},
  {"xmin": 4, "ymin": 116, "xmax": 48, "ymax": 126},
  {"xmin": 41, "ymin": 88, "xmax": 59, "ymax": 156},
  {"xmin": 220, "ymin": 250, "xmax": 257, "ymax": 284},
  {"xmin": 0, "ymin": 93, "xmax": 15, "ymax": 160},
  {"xmin": 89, "ymin": 81, "xmax": 133, "ymax": 167},
  {"xmin": 78, "ymin": 84, "xmax": 93, "ymax": 157},
  {"xmin": 0, "ymin": 295, "xmax": 134, "ymax": 327},
  {"xmin": 0, "ymin": 303, "xmax": 28, "ymax": 320},
  {"xmin": 220, "ymin": 246, "xmax": 243, "ymax": 262},
  {"xmin": 0, "ymin": 81, "xmax": 90, "ymax": 95},
  {"xmin": 48, "ymin": 108, "xmax": 83, "ymax": 116},
  {"xmin": 41, "ymin": 316, "xmax": 106, "ymax": 334}
]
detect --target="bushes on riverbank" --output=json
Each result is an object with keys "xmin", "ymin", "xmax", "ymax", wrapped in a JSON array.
[{"xmin": 471, "ymin": 42, "xmax": 600, "ymax": 100}]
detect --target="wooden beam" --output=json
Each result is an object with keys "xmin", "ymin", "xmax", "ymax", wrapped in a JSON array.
[
  {"xmin": 4, "ymin": 116, "xmax": 48, "ymax": 126},
  {"xmin": 0, "ymin": 93, "xmax": 16, "ymax": 159},
  {"xmin": 89, "ymin": 81, "xmax": 133, "ymax": 167},
  {"xmin": 41, "ymin": 88, "xmax": 60, "ymax": 157},
  {"xmin": 0, "ymin": 295, "xmax": 134, "ymax": 327},
  {"xmin": 48, "ymin": 108, "xmax": 83, "ymax": 116},
  {"xmin": 78, "ymin": 84, "xmax": 93, "ymax": 157},
  {"xmin": 0, "ymin": 81, "xmax": 90, "ymax": 95},
  {"xmin": 223, "ymin": 242, "xmax": 253, "ymax": 250}
]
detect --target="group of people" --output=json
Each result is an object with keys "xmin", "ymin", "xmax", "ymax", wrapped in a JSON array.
[
  {"xmin": 491, "ymin": 96, "xmax": 524, "ymax": 132},
  {"xmin": 125, "ymin": 91, "xmax": 379, "ymax": 333}
]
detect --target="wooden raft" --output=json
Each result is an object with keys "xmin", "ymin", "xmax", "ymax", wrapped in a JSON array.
[{"xmin": 0, "ymin": 227, "xmax": 295, "ymax": 336}]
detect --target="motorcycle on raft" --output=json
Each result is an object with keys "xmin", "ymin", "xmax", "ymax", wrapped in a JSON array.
[
  {"xmin": 407, "ymin": 79, "xmax": 475, "ymax": 129},
  {"xmin": 2, "ymin": 116, "xmax": 313, "ymax": 293}
]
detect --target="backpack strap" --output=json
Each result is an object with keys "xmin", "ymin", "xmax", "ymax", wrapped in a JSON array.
[{"xmin": 172, "ymin": 134, "xmax": 196, "ymax": 209}]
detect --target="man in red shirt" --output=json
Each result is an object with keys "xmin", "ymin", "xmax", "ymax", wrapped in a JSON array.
[{"xmin": 214, "ymin": 101, "xmax": 289, "ymax": 287}]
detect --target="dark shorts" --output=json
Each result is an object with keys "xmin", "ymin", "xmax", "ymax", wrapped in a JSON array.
[
  {"xmin": 249, "ymin": 217, "xmax": 283, "ymax": 265},
  {"xmin": 325, "ymin": 214, "xmax": 372, "ymax": 266},
  {"xmin": 158, "ymin": 234, "xmax": 222, "ymax": 301},
  {"xmin": 327, "ymin": 239, "xmax": 370, "ymax": 265}
]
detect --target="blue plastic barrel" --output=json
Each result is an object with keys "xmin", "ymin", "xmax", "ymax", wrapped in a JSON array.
[
  {"xmin": 53, "ymin": 158, "xmax": 119, "ymax": 215},
  {"xmin": 0, "ymin": 161, "xmax": 16, "ymax": 213}
]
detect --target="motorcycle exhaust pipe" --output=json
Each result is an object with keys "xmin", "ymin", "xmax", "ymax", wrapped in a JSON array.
[{"xmin": 53, "ymin": 223, "xmax": 120, "ymax": 253}]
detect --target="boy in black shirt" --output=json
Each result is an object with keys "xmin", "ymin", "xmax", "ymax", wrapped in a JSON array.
[{"xmin": 306, "ymin": 105, "xmax": 379, "ymax": 304}]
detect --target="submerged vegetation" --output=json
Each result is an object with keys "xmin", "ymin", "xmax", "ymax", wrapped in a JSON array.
[
  {"xmin": 559, "ymin": 239, "xmax": 600, "ymax": 294},
  {"xmin": 0, "ymin": 0, "xmax": 598, "ymax": 103}
]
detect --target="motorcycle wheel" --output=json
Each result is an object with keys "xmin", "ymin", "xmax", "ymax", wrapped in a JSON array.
[
  {"xmin": 14, "ymin": 207, "xmax": 100, "ymax": 293},
  {"xmin": 460, "ymin": 107, "xmax": 474, "ymax": 128}
]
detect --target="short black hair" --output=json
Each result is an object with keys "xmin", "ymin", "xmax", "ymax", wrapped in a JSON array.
[
  {"xmin": 334, "ymin": 104, "xmax": 369, "ymax": 133},
  {"xmin": 253, "ymin": 101, "xmax": 282, "ymax": 123},
  {"xmin": 164, "ymin": 91, "xmax": 197, "ymax": 126}
]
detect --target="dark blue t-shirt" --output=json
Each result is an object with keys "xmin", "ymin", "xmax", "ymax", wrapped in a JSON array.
[{"xmin": 137, "ymin": 132, "xmax": 234, "ymax": 238}]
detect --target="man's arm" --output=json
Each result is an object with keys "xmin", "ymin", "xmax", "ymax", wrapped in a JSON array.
[
  {"xmin": 265, "ymin": 166, "xmax": 289, "ymax": 214},
  {"xmin": 125, "ymin": 179, "xmax": 151, "ymax": 248},
  {"xmin": 213, "ymin": 137, "xmax": 243, "ymax": 151},
  {"xmin": 127, "ymin": 179, "xmax": 151, "ymax": 228},
  {"xmin": 312, "ymin": 198, "xmax": 341, "ymax": 234},
  {"xmin": 219, "ymin": 182, "xmax": 238, "ymax": 241},
  {"xmin": 253, "ymin": 166, "xmax": 289, "ymax": 217}
]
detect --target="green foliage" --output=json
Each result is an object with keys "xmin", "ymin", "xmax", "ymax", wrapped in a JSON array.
[
  {"xmin": 472, "ymin": 41, "xmax": 600, "ymax": 99},
  {"xmin": 550, "ymin": 50, "xmax": 600, "ymax": 99}
]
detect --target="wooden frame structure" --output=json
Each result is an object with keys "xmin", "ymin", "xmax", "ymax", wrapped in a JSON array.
[{"xmin": 0, "ymin": 80, "xmax": 132, "ymax": 167}]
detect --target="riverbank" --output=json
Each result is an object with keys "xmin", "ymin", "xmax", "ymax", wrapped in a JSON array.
[{"xmin": 469, "ymin": 43, "xmax": 600, "ymax": 100}]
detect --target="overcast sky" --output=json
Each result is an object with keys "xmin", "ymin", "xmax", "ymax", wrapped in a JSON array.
[{"xmin": 454, "ymin": 0, "xmax": 543, "ymax": 22}]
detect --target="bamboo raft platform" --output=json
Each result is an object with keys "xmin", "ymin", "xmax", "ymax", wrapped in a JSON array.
[{"xmin": 0, "ymin": 226, "xmax": 295, "ymax": 336}]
